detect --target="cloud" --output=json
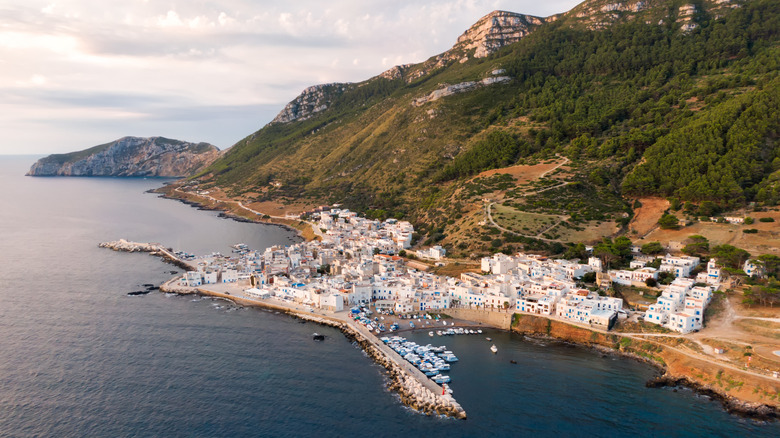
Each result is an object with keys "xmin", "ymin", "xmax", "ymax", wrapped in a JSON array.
[{"xmin": 0, "ymin": 0, "xmax": 581, "ymax": 154}]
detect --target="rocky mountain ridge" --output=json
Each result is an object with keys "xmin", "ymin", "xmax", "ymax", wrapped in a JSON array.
[
  {"xmin": 270, "ymin": 10, "xmax": 548, "ymax": 125},
  {"xmin": 27, "ymin": 136, "xmax": 220, "ymax": 177},
  {"xmin": 268, "ymin": 1, "xmax": 749, "ymax": 126}
]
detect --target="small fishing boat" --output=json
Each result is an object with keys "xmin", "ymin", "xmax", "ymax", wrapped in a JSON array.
[
  {"xmin": 428, "ymin": 331, "xmax": 434, "ymax": 337},
  {"xmin": 490, "ymin": 344, "xmax": 498, "ymax": 354},
  {"xmin": 313, "ymin": 333, "xmax": 325, "ymax": 341}
]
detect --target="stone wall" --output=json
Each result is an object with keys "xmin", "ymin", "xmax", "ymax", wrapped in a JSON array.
[{"xmin": 446, "ymin": 308, "xmax": 513, "ymax": 329}]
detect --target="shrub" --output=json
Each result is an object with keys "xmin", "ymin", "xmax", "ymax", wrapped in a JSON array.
[{"xmin": 658, "ymin": 214, "xmax": 679, "ymax": 229}]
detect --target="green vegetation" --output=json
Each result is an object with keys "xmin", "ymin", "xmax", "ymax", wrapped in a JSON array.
[
  {"xmin": 193, "ymin": 0, "xmax": 780, "ymax": 251},
  {"xmin": 641, "ymin": 241, "xmax": 664, "ymax": 255},
  {"xmin": 437, "ymin": 131, "xmax": 532, "ymax": 181},
  {"xmin": 658, "ymin": 214, "xmax": 680, "ymax": 229}
]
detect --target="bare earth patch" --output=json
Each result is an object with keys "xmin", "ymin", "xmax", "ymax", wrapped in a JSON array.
[
  {"xmin": 477, "ymin": 158, "xmax": 569, "ymax": 185},
  {"xmin": 628, "ymin": 197, "xmax": 669, "ymax": 237}
]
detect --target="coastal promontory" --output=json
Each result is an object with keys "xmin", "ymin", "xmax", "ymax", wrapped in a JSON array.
[{"xmin": 26, "ymin": 136, "xmax": 220, "ymax": 177}]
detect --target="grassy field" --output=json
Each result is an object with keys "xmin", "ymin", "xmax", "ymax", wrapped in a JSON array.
[
  {"xmin": 735, "ymin": 319, "xmax": 780, "ymax": 341},
  {"xmin": 550, "ymin": 220, "xmax": 620, "ymax": 243},
  {"xmin": 491, "ymin": 204, "xmax": 561, "ymax": 235}
]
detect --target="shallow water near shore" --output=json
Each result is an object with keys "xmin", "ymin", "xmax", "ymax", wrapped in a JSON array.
[{"xmin": 0, "ymin": 155, "xmax": 778, "ymax": 437}]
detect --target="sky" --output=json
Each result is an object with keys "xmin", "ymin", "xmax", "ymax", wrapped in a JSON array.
[{"xmin": 0, "ymin": 0, "xmax": 581, "ymax": 154}]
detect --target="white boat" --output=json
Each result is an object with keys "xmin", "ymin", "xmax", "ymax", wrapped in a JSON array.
[
  {"xmin": 490, "ymin": 344, "xmax": 498, "ymax": 354},
  {"xmin": 486, "ymin": 337, "xmax": 492, "ymax": 341},
  {"xmin": 429, "ymin": 331, "xmax": 434, "ymax": 337}
]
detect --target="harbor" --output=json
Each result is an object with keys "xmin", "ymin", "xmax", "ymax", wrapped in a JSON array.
[
  {"xmin": 99, "ymin": 241, "xmax": 467, "ymax": 418},
  {"xmin": 179, "ymin": 281, "xmax": 468, "ymax": 418}
]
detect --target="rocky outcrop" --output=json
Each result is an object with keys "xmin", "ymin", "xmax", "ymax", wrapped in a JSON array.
[
  {"xmin": 451, "ymin": 10, "xmax": 549, "ymax": 59},
  {"xmin": 562, "ymin": 0, "xmax": 742, "ymax": 31},
  {"xmin": 374, "ymin": 10, "xmax": 549, "ymax": 85},
  {"xmin": 411, "ymin": 73, "xmax": 512, "ymax": 107},
  {"xmin": 646, "ymin": 376, "xmax": 779, "ymax": 420},
  {"xmin": 27, "ymin": 136, "xmax": 219, "ymax": 177},
  {"xmin": 270, "ymin": 83, "xmax": 349, "ymax": 125},
  {"xmin": 99, "ymin": 239, "xmax": 194, "ymax": 272}
]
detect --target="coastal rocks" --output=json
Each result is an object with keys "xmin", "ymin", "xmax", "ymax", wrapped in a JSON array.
[
  {"xmin": 338, "ymin": 324, "xmax": 466, "ymax": 419},
  {"xmin": 27, "ymin": 136, "xmax": 220, "ymax": 177},
  {"xmin": 646, "ymin": 376, "xmax": 780, "ymax": 421},
  {"xmin": 100, "ymin": 239, "xmax": 160, "ymax": 253},
  {"xmin": 99, "ymin": 239, "xmax": 193, "ymax": 272}
]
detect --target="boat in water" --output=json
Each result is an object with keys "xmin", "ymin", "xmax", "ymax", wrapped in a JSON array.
[
  {"xmin": 490, "ymin": 344, "xmax": 498, "ymax": 354},
  {"xmin": 313, "ymin": 333, "xmax": 325, "ymax": 341},
  {"xmin": 428, "ymin": 331, "xmax": 434, "ymax": 337}
]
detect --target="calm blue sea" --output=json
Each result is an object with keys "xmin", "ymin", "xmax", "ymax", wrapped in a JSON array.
[{"xmin": 0, "ymin": 155, "xmax": 777, "ymax": 437}]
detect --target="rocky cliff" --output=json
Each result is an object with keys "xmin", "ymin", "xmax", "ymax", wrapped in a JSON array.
[
  {"xmin": 270, "ymin": 10, "xmax": 548, "ymax": 126},
  {"xmin": 451, "ymin": 10, "xmax": 550, "ymax": 59},
  {"xmin": 270, "ymin": 83, "xmax": 349, "ymax": 125},
  {"xmin": 27, "ymin": 136, "xmax": 220, "ymax": 177}
]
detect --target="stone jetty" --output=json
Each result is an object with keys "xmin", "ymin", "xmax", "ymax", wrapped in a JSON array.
[
  {"xmin": 99, "ymin": 239, "xmax": 194, "ymax": 271},
  {"xmin": 178, "ymin": 287, "xmax": 467, "ymax": 419}
]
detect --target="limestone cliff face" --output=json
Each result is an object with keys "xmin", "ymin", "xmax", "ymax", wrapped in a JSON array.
[
  {"xmin": 452, "ymin": 10, "xmax": 549, "ymax": 59},
  {"xmin": 26, "ymin": 136, "xmax": 220, "ymax": 177},
  {"xmin": 375, "ymin": 10, "xmax": 549, "ymax": 84},
  {"xmin": 270, "ymin": 83, "xmax": 349, "ymax": 125}
]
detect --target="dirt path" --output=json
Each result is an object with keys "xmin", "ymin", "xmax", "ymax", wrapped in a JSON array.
[
  {"xmin": 174, "ymin": 187, "xmax": 325, "ymax": 240},
  {"xmin": 485, "ymin": 202, "xmax": 564, "ymax": 243}
]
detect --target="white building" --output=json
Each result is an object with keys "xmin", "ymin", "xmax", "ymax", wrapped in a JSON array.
[{"xmin": 659, "ymin": 255, "xmax": 700, "ymax": 278}]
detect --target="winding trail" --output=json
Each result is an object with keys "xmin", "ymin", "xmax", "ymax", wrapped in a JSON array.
[
  {"xmin": 174, "ymin": 187, "xmax": 325, "ymax": 240},
  {"xmin": 483, "ymin": 155, "xmax": 572, "ymax": 242}
]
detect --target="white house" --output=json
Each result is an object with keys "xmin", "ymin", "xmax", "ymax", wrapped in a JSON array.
[
  {"xmin": 221, "ymin": 269, "xmax": 238, "ymax": 283},
  {"xmin": 320, "ymin": 293, "xmax": 344, "ymax": 312},
  {"xmin": 668, "ymin": 312, "xmax": 701, "ymax": 333},
  {"xmin": 659, "ymin": 255, "xmax": 700, "ymax": 278},
  {"xmin": 183, "ymin": 271, "xmax": 202, "ymax": 287},
  {"xmin": 203, "ymin": 271, "xmax": 218, "ymax": 285},
  {"xmin": 743, "ymin": 260, "xmax": 762, "ymax": 278}
]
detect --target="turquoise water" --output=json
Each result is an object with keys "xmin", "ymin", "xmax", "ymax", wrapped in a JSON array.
[{"xmin": 0, "ymin": 155, "xmax": 777, "ymax": 437}]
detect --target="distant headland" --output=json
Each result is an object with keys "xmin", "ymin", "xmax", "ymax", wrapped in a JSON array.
[{"xmin": 26, "ymin": 136, "xmax": 219, "ymax": 177}]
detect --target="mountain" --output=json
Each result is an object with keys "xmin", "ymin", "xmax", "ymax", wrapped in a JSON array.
[
  {"xmin": 27, "ymin": 136, "xmax": 220, "ymax": 177},
  {"xmin": 187, "ymin": 0, "xmax": 779, "ymax": 255}
]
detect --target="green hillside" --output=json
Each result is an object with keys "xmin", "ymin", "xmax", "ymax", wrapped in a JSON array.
[{"xmin": 193, "ymin": 0, "xmax": 779, "ymax": 254}]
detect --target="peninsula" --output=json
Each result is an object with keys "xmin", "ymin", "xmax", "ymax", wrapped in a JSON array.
[{"xmin": 27, "ymin": 136, "xmax": 220, "ymax": 177}]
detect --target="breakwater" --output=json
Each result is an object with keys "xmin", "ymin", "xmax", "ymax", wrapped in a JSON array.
[
  {"xmin": 99, "ymin": 239, "xmax": 194, "ymax": 271},
  {"xmin": 187, "ymin": 286, "xmax": 467, "ymax": 419}
]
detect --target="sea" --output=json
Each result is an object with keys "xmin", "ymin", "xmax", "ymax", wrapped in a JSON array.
[{"xmin": 0, "ymin": 155, "xmax": 777, "ymax": 437}]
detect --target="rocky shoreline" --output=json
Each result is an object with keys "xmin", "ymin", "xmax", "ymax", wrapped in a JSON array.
[
  {"xmin": 516, "ymin": 330, "xmax": 780, "ymax": 421},
  {"xmin": 646, "ymin": 375, "xmax": 779, "ymax": 421},
  {"xmin": 152, "ymin": 189, "xmax": 305, "ymax": 237}
]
